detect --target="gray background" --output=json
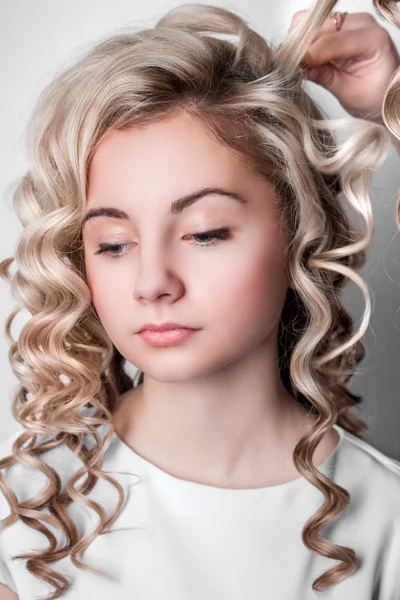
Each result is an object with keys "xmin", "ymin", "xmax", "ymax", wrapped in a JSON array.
[{"xmin": 1, "ymin": 0, "xmax": 400, "ymax": 457}]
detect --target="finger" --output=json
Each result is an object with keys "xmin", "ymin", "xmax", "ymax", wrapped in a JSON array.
[
  {"xmin": 288, "ymin": 10, "xmax": 377, "ymax": 37},
  {"xmin": 304, "ymin": 64, "xmax": 339, "ymax": 92},
  {"xmin": 288, "ymin": 9, "xmax": 339, "ymax": 35},
  {"xmin": 300, "ymin": 29, "xmax": 377, "ymax": 69}
]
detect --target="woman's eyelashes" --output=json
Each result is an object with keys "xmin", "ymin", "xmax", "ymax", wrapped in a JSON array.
[{"xmin": 93, "ymin": 227, "xmax": 233, "ymax": 260}]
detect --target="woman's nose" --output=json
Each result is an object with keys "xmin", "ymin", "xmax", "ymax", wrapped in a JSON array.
[{"xmin": 132, "ymin": 248, "xmax": 184, "ymax": 303}]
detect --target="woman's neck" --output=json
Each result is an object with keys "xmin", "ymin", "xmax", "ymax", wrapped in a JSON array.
[{"xmin": 112, "ymin": 349, "xmax": 338, "ymax": 488}]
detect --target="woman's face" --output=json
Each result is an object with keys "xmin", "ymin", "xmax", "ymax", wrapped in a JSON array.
[{"xmin": 82, "ymin": 111, "xmax": 290, "ymax": 382}]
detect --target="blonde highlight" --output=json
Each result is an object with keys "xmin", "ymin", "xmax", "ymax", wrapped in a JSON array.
[{"xmin": 0, "ymin": 1, "xmax": 391, "ymax": 596}]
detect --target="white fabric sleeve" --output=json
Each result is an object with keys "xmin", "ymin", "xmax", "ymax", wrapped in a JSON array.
[
  {"xmin": 0, "ymin": 554, "xmax": 17, "ymax": 594},
  {"xmin": 376, "ymin": 516, "xmax": 400, "ymax": 600}
]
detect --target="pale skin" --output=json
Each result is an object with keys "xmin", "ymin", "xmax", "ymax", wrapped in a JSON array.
[
  {"xmin": 1, "ymin": 9, "xmax": 398, "ymax": 599},
  {"xmin": 84, "ymin": 111, "xmax": 334, "ymax": 489}
]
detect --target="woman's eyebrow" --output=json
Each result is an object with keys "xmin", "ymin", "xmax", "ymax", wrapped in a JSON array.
[{"xmin": 82, "ymin": 186, "xmax": 248, "ymax": 225}]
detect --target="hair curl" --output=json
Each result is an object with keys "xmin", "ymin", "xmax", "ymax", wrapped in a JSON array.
[
  {"xmin": 0, "ymin": 0, "xmax": 391, "ymax": 597},
  {"xmin": 372, "ymin": 0, "xmax": 400, "ymax": 226}
]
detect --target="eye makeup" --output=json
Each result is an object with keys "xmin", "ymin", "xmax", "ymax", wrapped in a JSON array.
[{"xmin": 94, "ymin": 227, "xmax": 233, "ymax": 259}]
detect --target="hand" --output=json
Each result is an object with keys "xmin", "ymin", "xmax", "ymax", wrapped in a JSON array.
[{"xmin": 288, "ymin": 10, "xmax": 400, "ymax": 123}]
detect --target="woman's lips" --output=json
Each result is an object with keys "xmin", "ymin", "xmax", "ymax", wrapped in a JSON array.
[{"xmin": 138, "ymin": 327, "xmax": 198, "ymax": 346}]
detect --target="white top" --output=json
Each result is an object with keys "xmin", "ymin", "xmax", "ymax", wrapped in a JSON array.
[{"xmin": 1, "ymin": 423, "xmax": 400, "ymax": 600}]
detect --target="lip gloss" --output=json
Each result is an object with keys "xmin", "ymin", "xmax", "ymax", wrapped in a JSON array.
[{"xmin": 139, "ymin": 328, "xmax": 198, "ymax": 346}]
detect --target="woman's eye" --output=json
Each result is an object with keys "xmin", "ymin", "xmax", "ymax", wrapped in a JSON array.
[
  {"xmin": 94, "ymin": 242, "xmax": 132, "ymax": 260},
  {"xmin": 94, "ymin": 228, "xmax": 232, "ymax": 260},
  {"xmin": 185, "ymin": 228, "xmax": 232, "ymax": 246}
]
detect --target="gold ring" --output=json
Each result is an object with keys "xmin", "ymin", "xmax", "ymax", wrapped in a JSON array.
[{"xmin": 331, "ymin": 11, "xmax": 347, "ymax": 31}]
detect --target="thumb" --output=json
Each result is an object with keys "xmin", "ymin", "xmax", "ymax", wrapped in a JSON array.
[
  {"xmin": 301, "ymin": 29, "xmax": 368, "ymax": 69},
  {"xmin": 304, "ymin": 64, "xmax": 339, "ymax": 92}
]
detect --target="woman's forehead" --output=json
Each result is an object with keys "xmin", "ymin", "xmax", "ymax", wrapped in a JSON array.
[{"xmin": 86, "ymin": 115, "xmax": 276, "ymax": 218}]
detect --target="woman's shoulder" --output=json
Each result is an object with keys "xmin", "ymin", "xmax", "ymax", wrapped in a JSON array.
[
  {"xmin": 335, "ymin": 425, "xmax": 400, "ymax": 512},
  {"xmin": 0, "ymin": 428, "xmax": 83, "ymax": 519},
  {"xmin": 337, "ymin": 425, "xmax": 400, "ymax": 477},
  {"xmin": 0, "ymin": 427, "xmax": 83, "ymax": 465}
]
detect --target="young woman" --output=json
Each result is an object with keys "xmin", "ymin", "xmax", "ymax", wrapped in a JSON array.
[{"xmin": 0, "ymin": 1, "xmax": 399, "ymax": 599}]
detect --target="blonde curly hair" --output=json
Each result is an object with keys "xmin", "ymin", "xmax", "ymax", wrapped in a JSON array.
[
  {"xmin": 0, "ymin": 0, "xmax": 391, "ymax": 597},
  {"xmin": 373, "ymin": 0, "xmax": 400, "ymax": 226}
]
